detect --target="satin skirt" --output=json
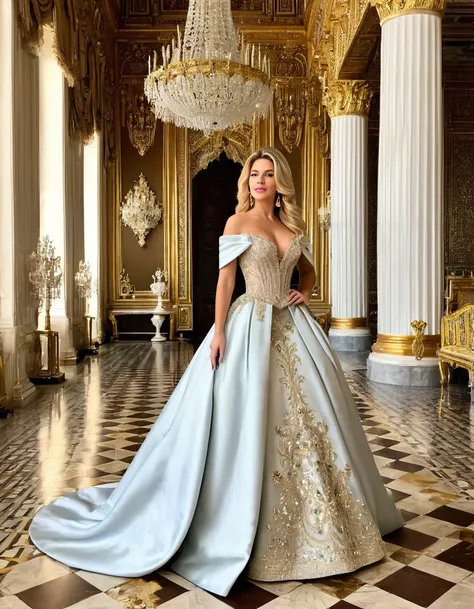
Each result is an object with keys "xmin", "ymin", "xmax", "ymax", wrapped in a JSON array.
[{"xmin": 30, "ymin": 302, "xmax": 403, "ymax": 596}]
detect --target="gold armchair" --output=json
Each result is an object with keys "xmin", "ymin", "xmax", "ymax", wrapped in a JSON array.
[{"xmin": 437, "ymin": 304, "xmax": 474, "ymax": 389}]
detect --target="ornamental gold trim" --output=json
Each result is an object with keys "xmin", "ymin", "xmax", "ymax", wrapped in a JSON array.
[
  {"xmin": 372, "ymin": 333, "xmax": 440, "ymax": 358},
  {"xmin": 155, "ymin": 59, "xmax": 272, "ymax": 88},
  {"xmin": 331, "ymin": 317, "xmax": 367, "ymax": 330},
  {"xmin": 369, "ymin": 0, "xmax": 446, "ymax": 25},
  {"xmin": 126, "ymin": 94, "xmax": 157, "ymax": 157},
  {"xmin": 189, "ymin": 125, "xmax": 252, "ymax": 178},
  {"xmin": 275, "ymin": 80, "xmax": 307, "ymax": 153},
  {"xmin": 411, "ymin": 320, "xmax": 427, "ymax": 360},
  {"xmin": 320, "ymin": 79, "xmax": 373, "ymax": 119}
]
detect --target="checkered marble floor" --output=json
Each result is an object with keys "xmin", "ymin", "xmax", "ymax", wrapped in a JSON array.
[{"xmin": 1, "ymin": 343, "xmax": 474, "ymax": 608}]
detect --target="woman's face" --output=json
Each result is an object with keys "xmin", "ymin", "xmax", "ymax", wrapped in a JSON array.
[{"xmin": 249, "ymin": 158, "xmax": 277, "ymax": 204}]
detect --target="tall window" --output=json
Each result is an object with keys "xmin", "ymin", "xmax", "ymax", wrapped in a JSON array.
[{"xmin": 38, "ymin": 26, "xmax": 66, "ymax": 319}]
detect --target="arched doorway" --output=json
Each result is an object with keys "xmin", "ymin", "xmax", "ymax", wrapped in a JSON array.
[{"xmin": 192, "ymin": 153, "xmax": 245, "ymax": 339}]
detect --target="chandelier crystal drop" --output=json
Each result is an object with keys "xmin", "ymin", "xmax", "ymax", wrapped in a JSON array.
[{"xmin": 144, "ymin": 0, "xmax": 272, "ymax": 135}]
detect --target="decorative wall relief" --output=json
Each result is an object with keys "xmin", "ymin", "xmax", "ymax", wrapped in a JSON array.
[
  {"xmin": 275, "ymin": 80, "xmax": 307, "ymax": 153},
  {"xmin": 120, "ymin": 174, "xmax": 163, "ymax": 246},
  {"xmin": 126, "ymin": 94, "xmax": 157, "ymax": 156},
  {"xmin": 119, "ymin": 268, "xmax": 135, "ymax": 298},
  {"xmin": 188, "ymin": 124, "xmax": 252, "ymax": 177},
  {"xmin": 308, "ymin": 76, "xmax": 330, "ymax": 158}
]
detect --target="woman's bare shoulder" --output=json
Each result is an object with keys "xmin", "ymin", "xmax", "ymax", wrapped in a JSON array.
[{"xmin": 223, "ymin": 213, "xmax": 245, "ymax": 236}]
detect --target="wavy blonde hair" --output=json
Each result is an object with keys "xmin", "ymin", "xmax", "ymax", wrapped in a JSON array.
[{"xmin": 236, "ymin": 147, "xmax": 306, "ymax": 235}]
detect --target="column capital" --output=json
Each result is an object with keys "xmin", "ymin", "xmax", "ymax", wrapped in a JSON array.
[
  {"xmin": 370, "ymin": 0, "xmax": 446, "ymax": 26},
  {"xmin": 321, "ymin": 80, "xmax": 373, "ymax": 119}
]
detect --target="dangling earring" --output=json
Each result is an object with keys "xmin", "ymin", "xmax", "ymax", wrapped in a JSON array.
[
  {"xmin": 275, "ymin": 193, "xmax": 282, "ymax": 208},
  {"xmin": 249, "ymin": 193, "xmax": 255, "ymax": 208}
]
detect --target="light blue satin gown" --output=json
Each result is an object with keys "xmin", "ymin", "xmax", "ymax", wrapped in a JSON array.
[{"xmin": 30, "ymin": 234, "xmax": 403, "ymax": 596}]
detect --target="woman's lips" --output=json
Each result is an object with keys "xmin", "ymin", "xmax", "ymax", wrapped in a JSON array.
[{"xmin": 254, "ymin": 188, "xmax": 266, "ymax": 192}]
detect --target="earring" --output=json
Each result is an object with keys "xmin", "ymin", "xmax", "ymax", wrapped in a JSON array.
[
  {"xmin": 275, "ymin": 193, "xmax": 282, "ymax": 208},
  {"xmin": 249, "ymin": 193, "xmax": 255, "ymax": 208}
]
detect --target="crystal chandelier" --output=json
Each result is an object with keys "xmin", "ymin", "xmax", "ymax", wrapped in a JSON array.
[
  {"xmin": 144, "ymin": 0, "xmax": 272, "ymax": 135},
  {"xmin": 121, "ymin": 173, "xmax": 163, "ymax": 247}
]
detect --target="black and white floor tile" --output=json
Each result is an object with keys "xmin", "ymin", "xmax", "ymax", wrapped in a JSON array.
[{"xmin": 0, "ymin": 343, "xmax": 474, "ymax": 608}]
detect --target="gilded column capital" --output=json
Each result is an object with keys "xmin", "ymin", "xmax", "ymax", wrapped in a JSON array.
[
  {"xmin": 369, "ymin": 0, "xmax": 446, "ymax": 25},
  {"xmin": 320, "ymin": 80, "xmax": 373, "ymax": 119}
]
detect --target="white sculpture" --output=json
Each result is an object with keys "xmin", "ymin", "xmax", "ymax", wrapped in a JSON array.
[{"xmin": 150, "ymin": 268, "xmax": 170, "ymax": 342}]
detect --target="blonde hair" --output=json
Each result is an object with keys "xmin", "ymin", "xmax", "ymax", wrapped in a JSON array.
[{"xmin": 236, "ymin": 147, "xmax": 306, "ymax": 235}]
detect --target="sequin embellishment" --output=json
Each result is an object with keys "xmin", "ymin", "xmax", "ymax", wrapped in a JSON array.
[{"xmin": 248, "ymin": 308, "xmax": 385, "ymax": 581}]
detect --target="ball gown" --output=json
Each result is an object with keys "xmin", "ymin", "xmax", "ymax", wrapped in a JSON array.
[{"xmin": 30, "ymin": 233, "xmax": 403, "ymax": 596}]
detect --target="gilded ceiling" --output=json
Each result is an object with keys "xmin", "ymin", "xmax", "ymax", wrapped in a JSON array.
[{"xmin": 117, "ymin": 0, "xmax": 305, "ymax": 27}]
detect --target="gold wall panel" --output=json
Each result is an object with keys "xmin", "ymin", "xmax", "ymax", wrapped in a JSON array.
[
  {"xmin": 444, "ymin": 87, "xmax": 474, "ymax": 275},
  {"xmin": 445, "ymin": 133, "xmax": 474, "ymax": 272},
  {"xmin": 119, "ymin": 121, "xmax": 164, "ymax": 292}
]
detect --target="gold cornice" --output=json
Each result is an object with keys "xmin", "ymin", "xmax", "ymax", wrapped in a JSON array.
[
  {"xmin": 116, "ymin": 25, "xmax": 307, "ymax": 45},
  {"xmin": 369, "ymin": 0, "xmax": 446, "ymax": 25},
  {"xmin": 321, "ymin": 79, "xmax": 373, "ymax": 118},
  {"xmin": 242, "ymin": 26, "xmax": 307, "ymax": 44},
  {"xmin": 372, "ymin": 333, "xmax": 441, "ymax": 358},
  {"xmin": 312, "ymin": 0, "xmax": 370, "ymax": 80}
]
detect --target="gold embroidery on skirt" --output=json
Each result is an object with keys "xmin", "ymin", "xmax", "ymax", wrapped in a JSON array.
[
  {"xmin": 249, "ymin": 308, "xmax": 385, "ymax": 581},
  {"xmin": 227, "ymin": 295, "xmax": 266, "ymax": 322}
]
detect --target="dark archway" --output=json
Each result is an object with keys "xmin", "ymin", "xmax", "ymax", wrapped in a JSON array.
[{"xmin": 192, "ymin": 153, "xmax": 245, "ymax": 339}]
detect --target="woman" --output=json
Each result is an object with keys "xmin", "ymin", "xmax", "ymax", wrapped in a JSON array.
[{"xmin": 30, "ymin": 147, "xmax": 403, "ymax": 596}]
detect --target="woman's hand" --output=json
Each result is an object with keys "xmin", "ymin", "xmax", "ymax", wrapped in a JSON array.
[
  {"xmin": 288, "ymin": 289, "xmax": 310, "ymax": 306},
  {"xmin": 210, "ymin": 332, "xmax": 226, "ymax": 371}
]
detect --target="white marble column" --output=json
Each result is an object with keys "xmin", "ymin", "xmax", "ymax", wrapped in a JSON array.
[
  {"xmin": 0, "ymin": 0, "xmax": 39, "ymax": 402},
  {"xmin": 367, "ymin": 3, "xmax": 445, "ymax": 386},
  {"xmin": 323, "ymin": 81, "xmax": 373, "ymax": 352}
]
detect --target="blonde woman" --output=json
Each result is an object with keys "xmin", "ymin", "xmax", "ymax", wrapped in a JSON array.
[{"xmin": 31, "ymin": 147, "xmax": 403, "ymax": 596}]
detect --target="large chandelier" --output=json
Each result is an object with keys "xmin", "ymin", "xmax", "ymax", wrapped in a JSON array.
[{"xmin": 144, "ymin": 0, "xmax": 272, "ymax": 135}]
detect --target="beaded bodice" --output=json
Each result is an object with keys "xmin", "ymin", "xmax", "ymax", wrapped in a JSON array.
[{"xmin": 239, "ymin": 235, "xmax": 302, "ymax": 308}]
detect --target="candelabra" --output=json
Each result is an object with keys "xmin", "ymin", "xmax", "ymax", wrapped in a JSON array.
[
  {"xmin": 75, "ymin": 261, "xmax": 97, "ymax": 355},
  {"xmin": 120, "ymin": 268, "xmax": 135, "ymax": 299},
  {"xmin": 28, "ymin": 236, "xmax": 65, "ymax": 383}
]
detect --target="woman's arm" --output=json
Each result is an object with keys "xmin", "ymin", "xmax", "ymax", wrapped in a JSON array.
[
  {"xmin": 209, "ymin": 215, "xmax": 240, "ymax": 370},
  {"xmin": 298, "ymin": 254, "xmax": 316, "ymax": 301},
  {"xmin": 213, "ymin": 261, "xmax": 237, "ymax": 335},
  {"xmin": 288, "ymin": 253, "xmax": 316, "ymax": 306}
]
